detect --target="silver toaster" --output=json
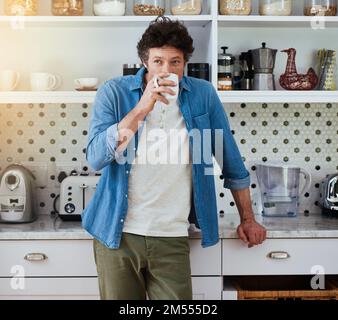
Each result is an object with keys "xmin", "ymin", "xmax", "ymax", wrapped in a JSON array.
[
  {"xmin": 0, "ymin": 164, "xmax": 37, "ymax": 223},
  {"xmin": 59, "ymin": 175, "xmax": 100, "ymax": 221},
  {"xmin": 319, "ymin": 173, "xmax": 338, "ymax": 217}
]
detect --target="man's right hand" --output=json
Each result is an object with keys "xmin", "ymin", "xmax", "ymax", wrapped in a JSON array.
[
  {"xmin": 137, "ymin": 72, "xmax": 177, "ymax": 114},
  {"xmin": 116, "ymin": 73, "xmax": 178, "ymax": 153}
]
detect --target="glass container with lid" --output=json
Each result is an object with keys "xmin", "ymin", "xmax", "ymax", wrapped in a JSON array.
[
  {"xmin": 219, "ymin": 0, "xmax": 252, "ymax": 15},
  {"xmin": 259, "ymin": 0, "xmax": 293, "ymax": 16},
  {"xmin": 133, "ymin": 0, "xmax": 165, "ymax": 15},
  {"xmin": 218, "ymin": 46, "xmax": 235, "ymax": 73},
  {"xmin": 93, "ymin": 0, "xmax": 126, "ymax": 16},
  {"xmin": 218, "ymin": 46, "xmax": 235, "ymax": 91},
  {"xmin": 52, "ymin": 0, "xmax": 84, "ymax": 16},
  {"xmin": 304, "ymin": 0, "xmax": 337, "ymax": 16},
  {"xmin": 4, "ymin": 0, "xmax": 38, "ymax": 16},
  {"xmin": 171, "ymin": 0, "xmax": 202, "ymax": 15}
]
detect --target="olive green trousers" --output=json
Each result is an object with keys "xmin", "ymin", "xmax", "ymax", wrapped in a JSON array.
[{"xmin": 93, "ymin": 232, "xmax": 192, "ymax": 300}]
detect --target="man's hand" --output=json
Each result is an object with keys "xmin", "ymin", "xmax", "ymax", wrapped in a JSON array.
[{"xmin": 237, "ymin": 218, "xmax": 267, "ymax": 248}]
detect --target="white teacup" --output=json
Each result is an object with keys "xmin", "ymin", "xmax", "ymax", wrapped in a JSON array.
[
  {"xmin": 0, "ymin": 70, "xmax": 20, "ymax": 91},
  {"xmin": 74, "ymin": 78, "xmax": 98, "ymax": 90},
  {"xmin": 153, "ymin": 73, "xmax": 179, "ymax": 102},
  {"xmin": 30, "ymin": 72, "xmax": 62, "ymax": 91}
]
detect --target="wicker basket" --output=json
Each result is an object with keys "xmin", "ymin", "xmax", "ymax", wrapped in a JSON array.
[{"xmin": 231, "ymin": 276, "xmax": 338, "ymax": 300}]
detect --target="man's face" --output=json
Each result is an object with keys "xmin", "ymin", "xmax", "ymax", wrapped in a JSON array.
[{"xmin": 144, "ymin": 46, "xmax": 186, "ymax": 81}]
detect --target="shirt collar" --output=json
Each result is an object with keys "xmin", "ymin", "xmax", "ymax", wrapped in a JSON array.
[{"xmin": 130, "ymin": 66, "xmax": 191, "ymax": 92}]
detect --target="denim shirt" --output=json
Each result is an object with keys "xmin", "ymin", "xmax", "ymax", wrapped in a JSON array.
[{"xmin": 82, "ymin": 67, "xmax": 250, "ymax": 249}]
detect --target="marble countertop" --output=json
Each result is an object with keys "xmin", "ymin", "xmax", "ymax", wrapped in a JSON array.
[{"xmin": 1, "ymin": 214, "xmax": 338, "ymax": 240}]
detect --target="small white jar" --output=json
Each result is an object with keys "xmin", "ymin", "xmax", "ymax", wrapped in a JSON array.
[
  {"xmin": 93, "ymin": 0, "xmax": 126, "ymax": 16},
  {"xmin": 259, "ymin": 0, "xmax": 293, "ymax": 16}
]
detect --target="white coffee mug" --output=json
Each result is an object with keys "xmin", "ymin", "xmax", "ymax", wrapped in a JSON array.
[
  {"xmin": 0, "ymin": 70, "xmax": 20, "ymax": 91},
  {"xmin": 30, "ymin": 73, "xmax": 62, "ymax": 91},
  {"xmin": 74, "ymin": 78, "xmax": 98, "ymax": 89},
  {"xmin": 153, "ymin": 73, "xmax": 179, "ymax": 102}
]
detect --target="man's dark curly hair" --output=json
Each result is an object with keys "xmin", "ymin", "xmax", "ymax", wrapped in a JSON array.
[{"xmin": 137, "ymin": 16, "xmax": 194, "ymax": 63}]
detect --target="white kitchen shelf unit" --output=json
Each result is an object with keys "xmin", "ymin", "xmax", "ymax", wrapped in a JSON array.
[
  {"xmin": 218, "ymin": 15, "xmax": 338, "ymax": 28},
  {"xmin": 1, "ymin": 90, "xmax": 337, "ymax": 104},
  {"xmin": 0, "ymin": 15, "xmax": 213, "ymax": 27},
  {"xmin": 1, "ymin": 0, "xmax": 338, "ymax": 104},
  {"xmin": 0, "ymin": 91, "xmax": 96, "ymax": 104},
  {"xmin": 3, "ymin": 14, "xmax": 338, "ymax": 27},
  {"xmin": 218, "ymin": 91, "xmax": 338, "ymax": 103}
]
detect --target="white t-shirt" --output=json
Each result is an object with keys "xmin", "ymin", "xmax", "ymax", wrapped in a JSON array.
[{"xmin": 123, "ymin": 100, "xmax": 192, "ymax": 237}]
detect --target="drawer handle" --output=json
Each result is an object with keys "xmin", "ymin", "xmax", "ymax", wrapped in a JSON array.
[
  {"xmin": 267, "ymin": 251, "xmax": 290, "ymax": 260},
  {"xmin": 24, "ymin": 253, "xmax": 48, "ymax": 262}
]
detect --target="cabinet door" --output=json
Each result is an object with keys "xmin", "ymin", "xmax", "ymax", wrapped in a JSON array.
[
  {"xmin": 0, "ymin": 276, "xmax": 221, "ymax": 300},
  {"xmin": 189, "ymin": 240, "xmax": 221, "ymax": 276},
  {"xmin": 0, "ymin": 278, "xmax": 100, "ymax": 300},
  {"xmin": 222, "ymin": 238, "xmax": 338, "ymax": 275},
  {"xmin": 192, "ymin": 277, "xmax": 222, "ymax": 300}
]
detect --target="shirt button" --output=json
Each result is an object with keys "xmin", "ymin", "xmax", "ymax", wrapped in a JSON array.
[
  {"xmin": 125, "ymin": 194, "xmax": 128, "ymax": 198},
  {"xmin": 126, "ymin": 170, "xmax": 129, "ymax": 174},
  {"xmin": 120, "ymin": 219, "xmax": 124, "ymax": 223}
]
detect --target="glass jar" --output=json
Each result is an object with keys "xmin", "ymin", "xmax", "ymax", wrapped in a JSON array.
[
  {"xmin": 133, "ymin": 0, "xmax": 165, "ymax": 15},
  {"xmin": 259, "ymin": 0, "xmax": 293, "ymax": 16},
  {"xmin": 52, "ymin": 0, "xmax": 84, "ymax": 16},
  {"xmin": 4, "ymin": 0, "xmax": 38, "ymax": 16},
  {"xmin": 219, "ymin": 0, "xmax": 252, "ymax": 15},
  {"xmin": 304, "ymin": 0, "xmax": 337, "ymax": 16},
  {"xmin": 93, "ymin": 0, "xmax": 126, "ymax": 16},
  {"xmin": 171, "ymin": 0, "xmax": 202, "ymax": 15}
]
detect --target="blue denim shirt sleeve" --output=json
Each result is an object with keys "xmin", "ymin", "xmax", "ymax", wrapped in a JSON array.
[
  {"xmin": 208, "ymin": 85, "xmax": 250, "ymax": 190},
  {"xmin": 106, "ymin": 123, "xmax": 120, "ymax": 154},
  {"xmin": 86, "ymin": 82, "xmax": 121, "ymax": 171}
]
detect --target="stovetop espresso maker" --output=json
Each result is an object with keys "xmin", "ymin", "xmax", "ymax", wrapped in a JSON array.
[{"xmin": 251, "ymin": 42, "xmax": 278, "ymax": 90}]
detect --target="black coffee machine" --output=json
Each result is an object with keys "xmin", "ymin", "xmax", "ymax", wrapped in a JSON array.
[{"xmin": 187, "ymin": 63, "xmax": 210, "ymax": 81}]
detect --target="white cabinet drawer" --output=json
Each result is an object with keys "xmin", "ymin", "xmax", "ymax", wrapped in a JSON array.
[
  {"xmin": 0, "ymin": 239, "xmax": 221, "ymax": 277},
  {"xmin": 222, "ymin": 239, "xmax": 338, "ymax": 275},
  {"xmin": 189, "ymin": 240, "xmax": 221, "ymax": 276},
  {"xmin": 0, "ymin": 240, "xmax": 97, "ymax": 277},
  {"xmin": 0, "ymin": 278, "xmax": 99, "ymax": 300}
]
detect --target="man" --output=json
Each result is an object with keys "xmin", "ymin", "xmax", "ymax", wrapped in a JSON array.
[{"xmin": 82, "ymin": 16, "xmax": 266, "ymax": 300}]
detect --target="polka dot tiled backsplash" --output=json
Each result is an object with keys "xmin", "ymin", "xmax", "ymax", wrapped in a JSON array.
[{"xmin": 0, "ymin": 102, "xmax": 337, "ymax": 217}]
